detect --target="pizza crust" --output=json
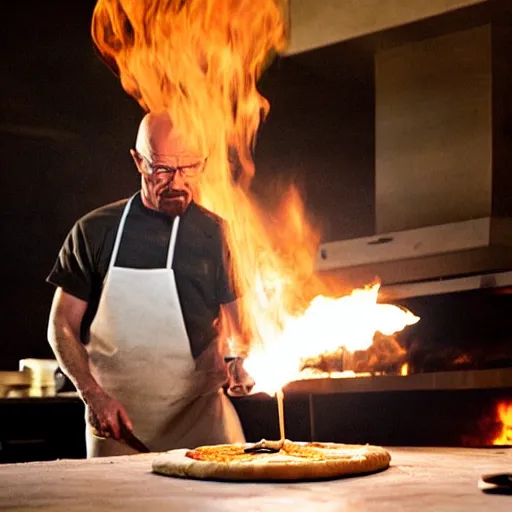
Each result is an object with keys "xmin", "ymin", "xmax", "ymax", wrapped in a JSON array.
[{"xmin": 152, "ymin": 442, "xmax": 391, "ymax": 482}]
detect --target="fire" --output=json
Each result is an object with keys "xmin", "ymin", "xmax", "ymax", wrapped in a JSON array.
[
  {"xmin": 492, "ymin": 401, "xmax": 512, "ymax": 446},
  {"xmin": 91, "ymin": 0, "xmax": 419, "ymax": 396},
  {"xmin": 243, "ymin": 284, "xmax": 418, "ymax": 394},
  {"xmin": 400, "ymin": 363, "xmax": 409, "ymax": 376}
]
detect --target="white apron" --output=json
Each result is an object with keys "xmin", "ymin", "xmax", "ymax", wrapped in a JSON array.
[{"xmin": 85, "ymin": 196, "xmax": 245, "ymax": 457}]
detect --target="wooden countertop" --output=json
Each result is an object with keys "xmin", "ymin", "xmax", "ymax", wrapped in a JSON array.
[{"xmin": 0, "ymin": 447, "xmax": 510, "ymax": 511}]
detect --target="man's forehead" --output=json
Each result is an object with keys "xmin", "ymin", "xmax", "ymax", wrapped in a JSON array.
[{"xmin": 135, "ymin": 111, "xmax": 204, "ymax": 165}]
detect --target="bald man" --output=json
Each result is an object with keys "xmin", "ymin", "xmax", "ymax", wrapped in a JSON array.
[{"xmin": 47, "ymin": 112, "xmax": 249, "ymax": 457}]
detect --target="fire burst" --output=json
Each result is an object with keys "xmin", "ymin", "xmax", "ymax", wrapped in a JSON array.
[
  {"xmin": 493, "ymin": 401, "xmax": 512, "ymax": 446},
  {"xmin": 91, "ymin": 0, "xmax": 419, "ymax": 395}
]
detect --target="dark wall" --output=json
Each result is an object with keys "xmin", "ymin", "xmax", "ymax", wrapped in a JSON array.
[
  {"xmin": 1, "ymin": 1, "xmax": 142, "ymax": 370},
  {"xmin": 0, "ymin": 1, "xmax": 374, "ymax": 370},
  {"xmin": 255, "ymin": 43, "xmax": 375, "ymax": 242}
]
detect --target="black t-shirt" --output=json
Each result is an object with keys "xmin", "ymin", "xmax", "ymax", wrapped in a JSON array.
[{"xmin": 47, "ymin": 192, "xmax": 236, "ymax": 360}]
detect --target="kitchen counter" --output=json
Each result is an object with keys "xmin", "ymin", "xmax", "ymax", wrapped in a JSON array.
[{"xmin": 0, "ymin": 447, "xmax": 510, "ymax": 511}]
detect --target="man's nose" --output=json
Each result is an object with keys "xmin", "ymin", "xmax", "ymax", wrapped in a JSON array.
[{"xmin": 170, "ymin": 171, "xmax": 186, "ymax": 187}]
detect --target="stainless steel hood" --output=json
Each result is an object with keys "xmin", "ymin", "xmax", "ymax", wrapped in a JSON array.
[
  {"xmin": 299, "ymin": 2, "xmax": 512, "ymax": 295},
  {"xmin": 316, "ymin": 218, "xmax": 512, "ymax": 296},
  {"xmin": 285, "ymin": 0, "xmax": 488, "ymax": 56}
]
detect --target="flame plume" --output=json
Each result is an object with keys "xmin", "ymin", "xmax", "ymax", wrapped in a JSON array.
[
  {"xmin": 91, "ymin": 0, "xmax": 419, "ymax": 395},
  {"xmin": 493, "ymin": 401, "xmax": 512, "ymax": 445}
]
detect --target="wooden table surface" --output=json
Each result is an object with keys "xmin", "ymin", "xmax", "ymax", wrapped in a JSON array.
[{"xmin": 0, "ymin": 447, "xmax": 510, "ymax": 511}]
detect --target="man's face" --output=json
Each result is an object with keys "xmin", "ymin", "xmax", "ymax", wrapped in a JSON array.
[
  {"xmin": 132, "ymin": 112, "xmax": 206, "ymax": 216},
  {"xmin": 132, "ymin": 151, "xmax": 203, "ymax": 216}
]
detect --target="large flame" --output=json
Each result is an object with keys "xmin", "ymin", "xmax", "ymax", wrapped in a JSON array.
[
  {"xmin": 243, "ymin": 284, "xmax": 418, "ymax": 394},
  {"xmin": 492, "ymin": 401, "xmax": 512, "ymax": 446},
  {"xmin": 91, "ymin": 0, "xmax": 419, "ymax": 396}
]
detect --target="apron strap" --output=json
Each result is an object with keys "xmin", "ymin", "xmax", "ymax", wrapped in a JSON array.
[
  {"xmin": 109, "ymin": 195, "xmax": 136, "ymax": 271},
  {"xmin": 166, "ymin": 216, "xmax": 180, "ymax": 269}
]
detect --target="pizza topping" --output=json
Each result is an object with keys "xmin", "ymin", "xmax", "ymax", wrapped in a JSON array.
[
  {"xmin": 186, "ymin": 445, "xmax": 257, "ymax": 463},
  {"xmin": 185, "ymin": 441, "xmax": 369, "ymax": 463}
]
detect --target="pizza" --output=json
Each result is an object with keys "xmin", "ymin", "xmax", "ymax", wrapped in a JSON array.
[{"xmin": 152, "ymin": 440, "xmax": 391, "ymax": 481}]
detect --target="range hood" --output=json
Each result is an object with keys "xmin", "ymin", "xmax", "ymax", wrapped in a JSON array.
[
  {"xmin": 289, "ymin": 1, "xmax": 512, "ymax": 296},
  {"xmin": 285, "ymin": 0, "xmax": 489, "ymax": 56}
]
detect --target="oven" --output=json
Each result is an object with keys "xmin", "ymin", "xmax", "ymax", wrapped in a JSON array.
[{"xmin": 232, "ymin": 271, "xmax": 512, "ymax": 448}]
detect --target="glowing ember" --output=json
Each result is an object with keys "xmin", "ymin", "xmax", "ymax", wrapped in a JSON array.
[
  {"xmin": 91, "ymin": 0, "xmax": 419, "ymax": 396},
  {"xmin": 492, "ymin": 401, "xmax": 512, "ymax": 446}
]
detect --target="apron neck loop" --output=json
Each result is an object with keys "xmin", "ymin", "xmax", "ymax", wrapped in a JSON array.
[
  {"xmin": 109, "ymin": 195, "xmax": 136, "ymax": 271},
  {"xmin": 109, "ymin": 194, "xmax": 180, "ymax": 271},
  {"xmin": 167, "ymin": 216, "xmax": 180, "ymax": 269}
]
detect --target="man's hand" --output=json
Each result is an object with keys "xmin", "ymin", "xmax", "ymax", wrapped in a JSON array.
[
  {"xmin": 48, "ymin": 289, "xmax": 133, "ymax": 441},
  {"xmin": 227, "ymin": 358, "xmax": 255, "ymax": 397},
  {"xmin": 85, "ymin": 389, "xmax": 133, "ymax": 441}
]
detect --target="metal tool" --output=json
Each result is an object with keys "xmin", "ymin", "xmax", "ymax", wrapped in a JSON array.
[
  {"xmin": 119, "ymin": 421, "xmax": 151, "ymax": 453},
  {"xmin": 244, "ymin": 438, "xmax": 283, "ymax": 453},
  {"xmin": 478, "ymin": 473, "xmax": 512, "ymax": 494},
  {"xmin": 92, "ymin": 413, "xmax": 150, "ymax": 453}
]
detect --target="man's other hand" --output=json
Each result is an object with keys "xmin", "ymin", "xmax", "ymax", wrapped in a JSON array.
[{"xmin": 227, "ymin": 358, "xmax": 256, "ymax": 397}]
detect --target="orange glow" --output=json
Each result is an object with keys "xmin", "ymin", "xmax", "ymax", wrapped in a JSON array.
[
  {"xmin": 91, "ymin": 1, "xmax": 419, "ymax": 396},
  {"xmin": 400, "ymin": 363, "xmax": 409, "ymax": 376},
  {"xmin": 492, "ymin": 401, "xmax": 512, "ymax": 446}
]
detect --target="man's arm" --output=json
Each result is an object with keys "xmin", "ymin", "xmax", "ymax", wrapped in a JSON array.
[
  {"xmin": 221, "ymin": 299, "xmax": 247, "ymax": 357},
  {"xmin": 48, "ymin": 288, "xmax": 99, "ymax": 397},
  {"xmin": 216, "ymin": 224, "xmax": 255, "ymax": 394},
  {"xmin": 47, "ymin": 288, "xmax": 132, "ymax": 439}
]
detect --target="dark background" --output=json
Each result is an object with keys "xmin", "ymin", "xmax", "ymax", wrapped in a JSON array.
[{"xmin": 0, "ymin": 1, "xmax": 375, "ymax": 370}]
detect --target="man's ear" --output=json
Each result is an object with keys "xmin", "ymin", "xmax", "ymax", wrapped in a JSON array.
[{"xmin": 130, "ymin": 149, "xmax": 144, "ymax": 174}]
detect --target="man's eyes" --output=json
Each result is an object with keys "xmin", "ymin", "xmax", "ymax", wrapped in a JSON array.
[{"xmin": 152, "ymin": 164, "xmax": 200, "ymax": 175}]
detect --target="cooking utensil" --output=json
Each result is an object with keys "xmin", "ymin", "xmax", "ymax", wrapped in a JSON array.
[
  {"xmin": 478, "ymin": 473, "xmax": 512, "ymax": 494},
  {"xmin": 119, "ymin": 421, "xmax": 151, "ymax": 453},
  {"xmin": 92, "ymin": 412, "xmax": 150, "ymax": 453},
  {"xmin": 244, "ymin": 438, "xmax": 283, "ymax": 453}
]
